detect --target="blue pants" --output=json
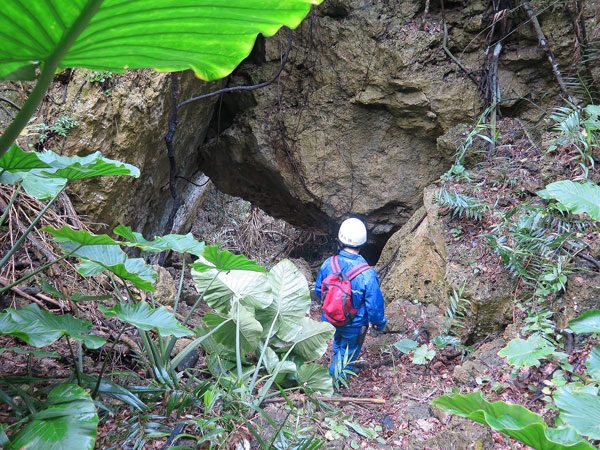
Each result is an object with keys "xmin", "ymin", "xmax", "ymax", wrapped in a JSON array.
[{"xmin": 328, "ymin": 326, "xmax": 367, "ymax": 377}]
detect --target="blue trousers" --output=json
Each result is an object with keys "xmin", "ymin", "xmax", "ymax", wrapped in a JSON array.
[{"xmin": 328, "ymin": 326, "xmax": 367, "ymax": 377}]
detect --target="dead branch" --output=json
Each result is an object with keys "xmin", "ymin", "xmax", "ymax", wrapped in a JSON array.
[
  {"xmin": 522, "ymin": 1, "xmax": 574, "ymax": 103},
  {"xmin": 0, "ymin": 276, "xmax": 66, "ymax": 309},
  {"xmin": 263, "ymin": 394, "xmax": 385, "ymax": 405}
]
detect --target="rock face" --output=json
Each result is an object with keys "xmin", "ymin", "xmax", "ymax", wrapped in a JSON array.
[
  {"xmin": 197, "ymin": 0, "xmax": 579, "ymax": 249},
  {"xmin": 26, "ymin": 69, "xmax": 221, "ymax": 236},
  {"xmin": 376, "ymin": 186, "xmax": 516, "ymax": 340}
]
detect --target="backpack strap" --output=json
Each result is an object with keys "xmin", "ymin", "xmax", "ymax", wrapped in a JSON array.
[
  {"xmin": 330, "ymin": 255, "xmax": 341, "ymax": 273},
  {"xmin": 346, "ymin": 263, "xmax": 371, "ymax": 280}
]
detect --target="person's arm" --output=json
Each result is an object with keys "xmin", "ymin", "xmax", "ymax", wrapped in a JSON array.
[
  {"xmin": 364, "ymin": 271, "xmax": 387, "ymax": 330},
  {"xmin": 315, "ymin": 261, "xmax": 327, "ymax": 300}
]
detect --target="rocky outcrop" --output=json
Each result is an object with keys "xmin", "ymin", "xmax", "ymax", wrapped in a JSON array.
[
  {"xmin": 196, "ymin": 0, "xmax": 581, "ymax": 249},
  {"xmin": 15, "ymin": 69, "xmax": 222, "ymax": 236},
  {"xmin": 376, "ymin": 186, "xmax": 516, "ymax": 340}
]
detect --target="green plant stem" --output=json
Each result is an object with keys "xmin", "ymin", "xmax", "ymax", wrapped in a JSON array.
[
  {"xmin": 169, "ymin": 318, "xmax": 231, "ymax": 369},
  {"xmin": 0, "ymin": 244, "xmax": 82, "ymax": 294},
  {"xmin": 109, "ymin": 273, "xmax": 127, "ymax": 303},
  {"xmin": 235, "ymin": 305, "xmax": 243, "ymax": 381},
  {"xmin": 256, "ymin": 344, "xmax": 296, "ymax": 406},
  {"xmin": 0, "ymin": 0, "xmax": 104, "ymax": 157},
  {"xmin": 173, "ymin": 255, "xmax": 186, "ymax": 315},
  {"xmin": 0, "ymin": 184, "xmax": 21, "ymax": 227},
  {"xmin": 249, "ymin": 311, "xmax": 279, "ymax": 394},
  {"xmin": 65, "ymin": 336, "xmax": 82, "ymax": 385},
  {"xmin": 506, "ymin": 436, "xmax": 516, "ymax": 450},
  {"xmin": 183, "ymin": 272, "xmax": 220, "ymax": 326},
  {"xmin": 0, "ymin": 187, "xmax": 65, "ymax": 270},
  {"xmin": 139, "ymin": 329, "xmax": 157, "ymax": 368},
  {"xmin": 163, "ymin": 270, "xmax": 220, "ymax": 364},
  {"xmin": 92, "ymin": 323, "xmax": 127, "ymax": 398}
]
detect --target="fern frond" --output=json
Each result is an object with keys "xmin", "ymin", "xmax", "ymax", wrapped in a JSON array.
[{"xmin": 437, "ymin": 189, "xmax": 489, "ymax": 221}]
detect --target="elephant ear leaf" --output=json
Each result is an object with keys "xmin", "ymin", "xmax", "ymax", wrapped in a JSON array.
[
  {"xmin": 114, "ymin": 225, "xmax": 205, "ymax": 256},
  {"xmin": 297, "ymin": 363, "xmax": 333, "ymax": 395},
  {"xmin": 1, "ymin": 0, "xmax": 323, "ymax": 82},
  {"xmin": 9, "ymin": 383, "xmax": 99, "ymax": 450},
  {"xmin": 0, "ymin": 303, "xmax": 105, "ymax": 349},
  {"xmin": 99, "ymin": 303, "xmax": 193, "ymax": 337},
  {"xmin": 191, "ymin": 246, "xmax": 265, "ymax": 273},
  {"xmin": 291, "ymin": 318, "xmax": 335, "ymax": 362},
  {"xmin": 432, "ymin": 391, "xmax": 596, "ymax": 450},
  {"xmin": 569, "ymin": 310, "xmax": 600, "ymax": 334}
]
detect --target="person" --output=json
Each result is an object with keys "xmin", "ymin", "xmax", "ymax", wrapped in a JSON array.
[{"xmin": 315, "ymin": 217, "xmax": 387, "ymax": 377}]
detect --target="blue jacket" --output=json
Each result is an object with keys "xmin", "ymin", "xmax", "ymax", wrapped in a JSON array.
[{"xmin": 315, "ymin": 250, "xmax": 387, "ymax": 330}]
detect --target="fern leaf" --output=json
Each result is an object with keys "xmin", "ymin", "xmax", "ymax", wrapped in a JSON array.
[{"xmin": 538, "ymin": 180, "xmax": 600, "ymax": 221}]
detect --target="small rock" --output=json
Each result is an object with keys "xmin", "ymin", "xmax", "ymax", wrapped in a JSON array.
[
  {"xmin": 382, "ymin": 414, "xmax": 396, "ymax": 433},
  {"xmin": 151, "ymin": 265, "xmax": 177, "ymax": 306}
]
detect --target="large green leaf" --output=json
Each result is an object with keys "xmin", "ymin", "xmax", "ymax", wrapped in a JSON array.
[
  {"xmin": 77, "ymin": 258, "xmax": 157, "ymax": 292},
  {"xmin": 555, "ymin": 386, "xmax": 600, "ymax": 440},
  {"xmin": 40, "ymin": 151, "xmax": 140, "ymax": 180},
  {"xmin": 257, "ymin": 259, "xmax": 311, "ymax": 341},
  {"xmin": 42, "ymin": 226, "xmax": 121, "ymax": 246},
  {"xmin": 262, "ymin": 345, "xmax": 296, "ymax": 375},
  {"xmin": 113, "ymin": 225, "xmax": 204, "ymax": 256},
  {"xmin": 204, "ymin": 305, "xmax": 263, "ymax": 354},
  {"xmin": 569, "ymin": 310, "xmax": 600, "ymax": 334},
  {"xmin": 190, "ymin": 246, "xmax": 265, "ymax": 273},
  {"xmin": 0, "ymin": 148, "xmax": 139, "ymax": 198},
  {"xmin": 538, "ymin": 181, "xmax": 600, "ymax": 221},
  {"xmin": 432, "ymin": 392, "xmax": 595, "ymax": 450},
  {"xmin": 586, "ymin": 346, "xmax": 600, "ymax": 380},
  {"xmin": 0, "ymin": 143, "xmax": 51, "ymax": 172},
  {"xmin": 191, "ymin": 265, "xmax": 272, "ymax": 314},
  {"xmin": 394, "ymin": 338, "xmax": 419, "ymax": 353},
  {"xmin": 98, "ymin": 302, "xmax": 192, "ymax": 337},
  {"xmin": 297, "ymin": 363, "xmax": 333, "ymax": 395},
  {"xmin": 8, "ymin": 383, "xmax": 98, "ymax": 450},
  {"xmin": 1, "ymin": 0, "xmax": 322, "ymax": 82},
  {"xmin": 291, "ymin": 318, "xmax": 335, "ymax": 362},
  {"xmin": 0, "ymin": 169, "xmax": 67, "ymax": 200},
  {"xmin": 44, "ymin": 226, "xmax": 157, "ymax": 291},
  {"xmin": 498, "ymin": 336, "xmax": 555, "ymax": 367},
  {"xmin": 0, "ymin": 303, "xmax": 105, "ymax": 349}
]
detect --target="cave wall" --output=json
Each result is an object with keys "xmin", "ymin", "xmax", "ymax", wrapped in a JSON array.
[{"xmin": 197, "ymin": 0, "xmax": 591, "ymax": 249}]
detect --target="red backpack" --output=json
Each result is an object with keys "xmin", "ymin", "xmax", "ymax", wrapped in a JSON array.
[{"xmin": 321, "ymin": 255, "xmax": 371, "ymax": 326}]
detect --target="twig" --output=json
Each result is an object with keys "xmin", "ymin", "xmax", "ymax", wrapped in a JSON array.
[
  {"xmin": 263, "ymin": 395, "xmax": 385, "ymax": 405},
  {"xmin": 441, "ymin": 0, "xmax": 478, "ymax": 85},
  {"xmin": 522, "ymin": 1, "xmax": 574, "ymax": 103},
  {"xmin": 0, "ymin": 277, "xmax": 65, "ymax": 309},
  {"xmin": 0, "ymin": 96, "xmax": 21, "ymax": 111}
]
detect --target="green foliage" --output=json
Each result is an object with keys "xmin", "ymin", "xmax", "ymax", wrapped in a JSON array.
[
  {"xmin": 538, "ymin": 180, "xmax": 600, "ymax": 221},
  {"xmin": 7, "ymin": 384, "xmax": 99, "ymax": 450},
  {"xmin": 298, "ymin": 364, "xmax": 334, "ymax": 396},
  {"xmin": 498, "ymin": 335, "xmax": 555, "ymax": 367},
  {"xmin": 549, "ymin": 104, "xmax": 599, "ymax": 175},
  {"xmin": 0, "ymin": 144, "xmax": 139, "ymax": 200},
  {"xmin": 436, "ymin": 188, "xmax": 488, "ymax": 220},
  {"xmin": 114, "ymin": 225, "xmax": 205, "ymax": 256},
  {"xmin": 442, "ymin": 284, "xmax": 471, "ymax": 336},
  {"xmin": 394, "ymin": 338, "xmax": 419, "ymax": 353},
  {"xmin": 568, "ymin": 310, "xmax": 600, "ymax": 334},
  {"xmin": 432, "ymin": 391, "xmax": 595, "ymax": 450},
  {"xmin": 31, "ymin": 116, "xmax": 79, "ymax": 143},
  {"xmin": 0, "ymin": 303, "xmax": 105, "ymax": 349},
  {"xmin": 98, "ymin": 303, "xmax": 193, "ymax": 338},
  {"xmin": 85, "ymin": 70, "xmax": 113, "ymax": 84},
  {"xmin": 0, "ymin": 0, "xmax": 322, "ymax": 82},
  {"xmin": 554, "ymin": 386, "xmax": 600, "ymax": 440},
  {"xmin": 412, "ymin": 344, "xmax": 436, "ymax": 365}
]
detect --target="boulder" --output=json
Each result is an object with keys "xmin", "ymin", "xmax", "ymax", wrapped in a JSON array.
[{"xmin": 376, "ymin": 186, "xmax": 516, "ymax": 340}]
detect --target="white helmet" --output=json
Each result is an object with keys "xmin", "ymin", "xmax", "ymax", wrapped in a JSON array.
[{"xmin": 338, "ymin": 218, "xmax": 367, "ymax": 247}]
